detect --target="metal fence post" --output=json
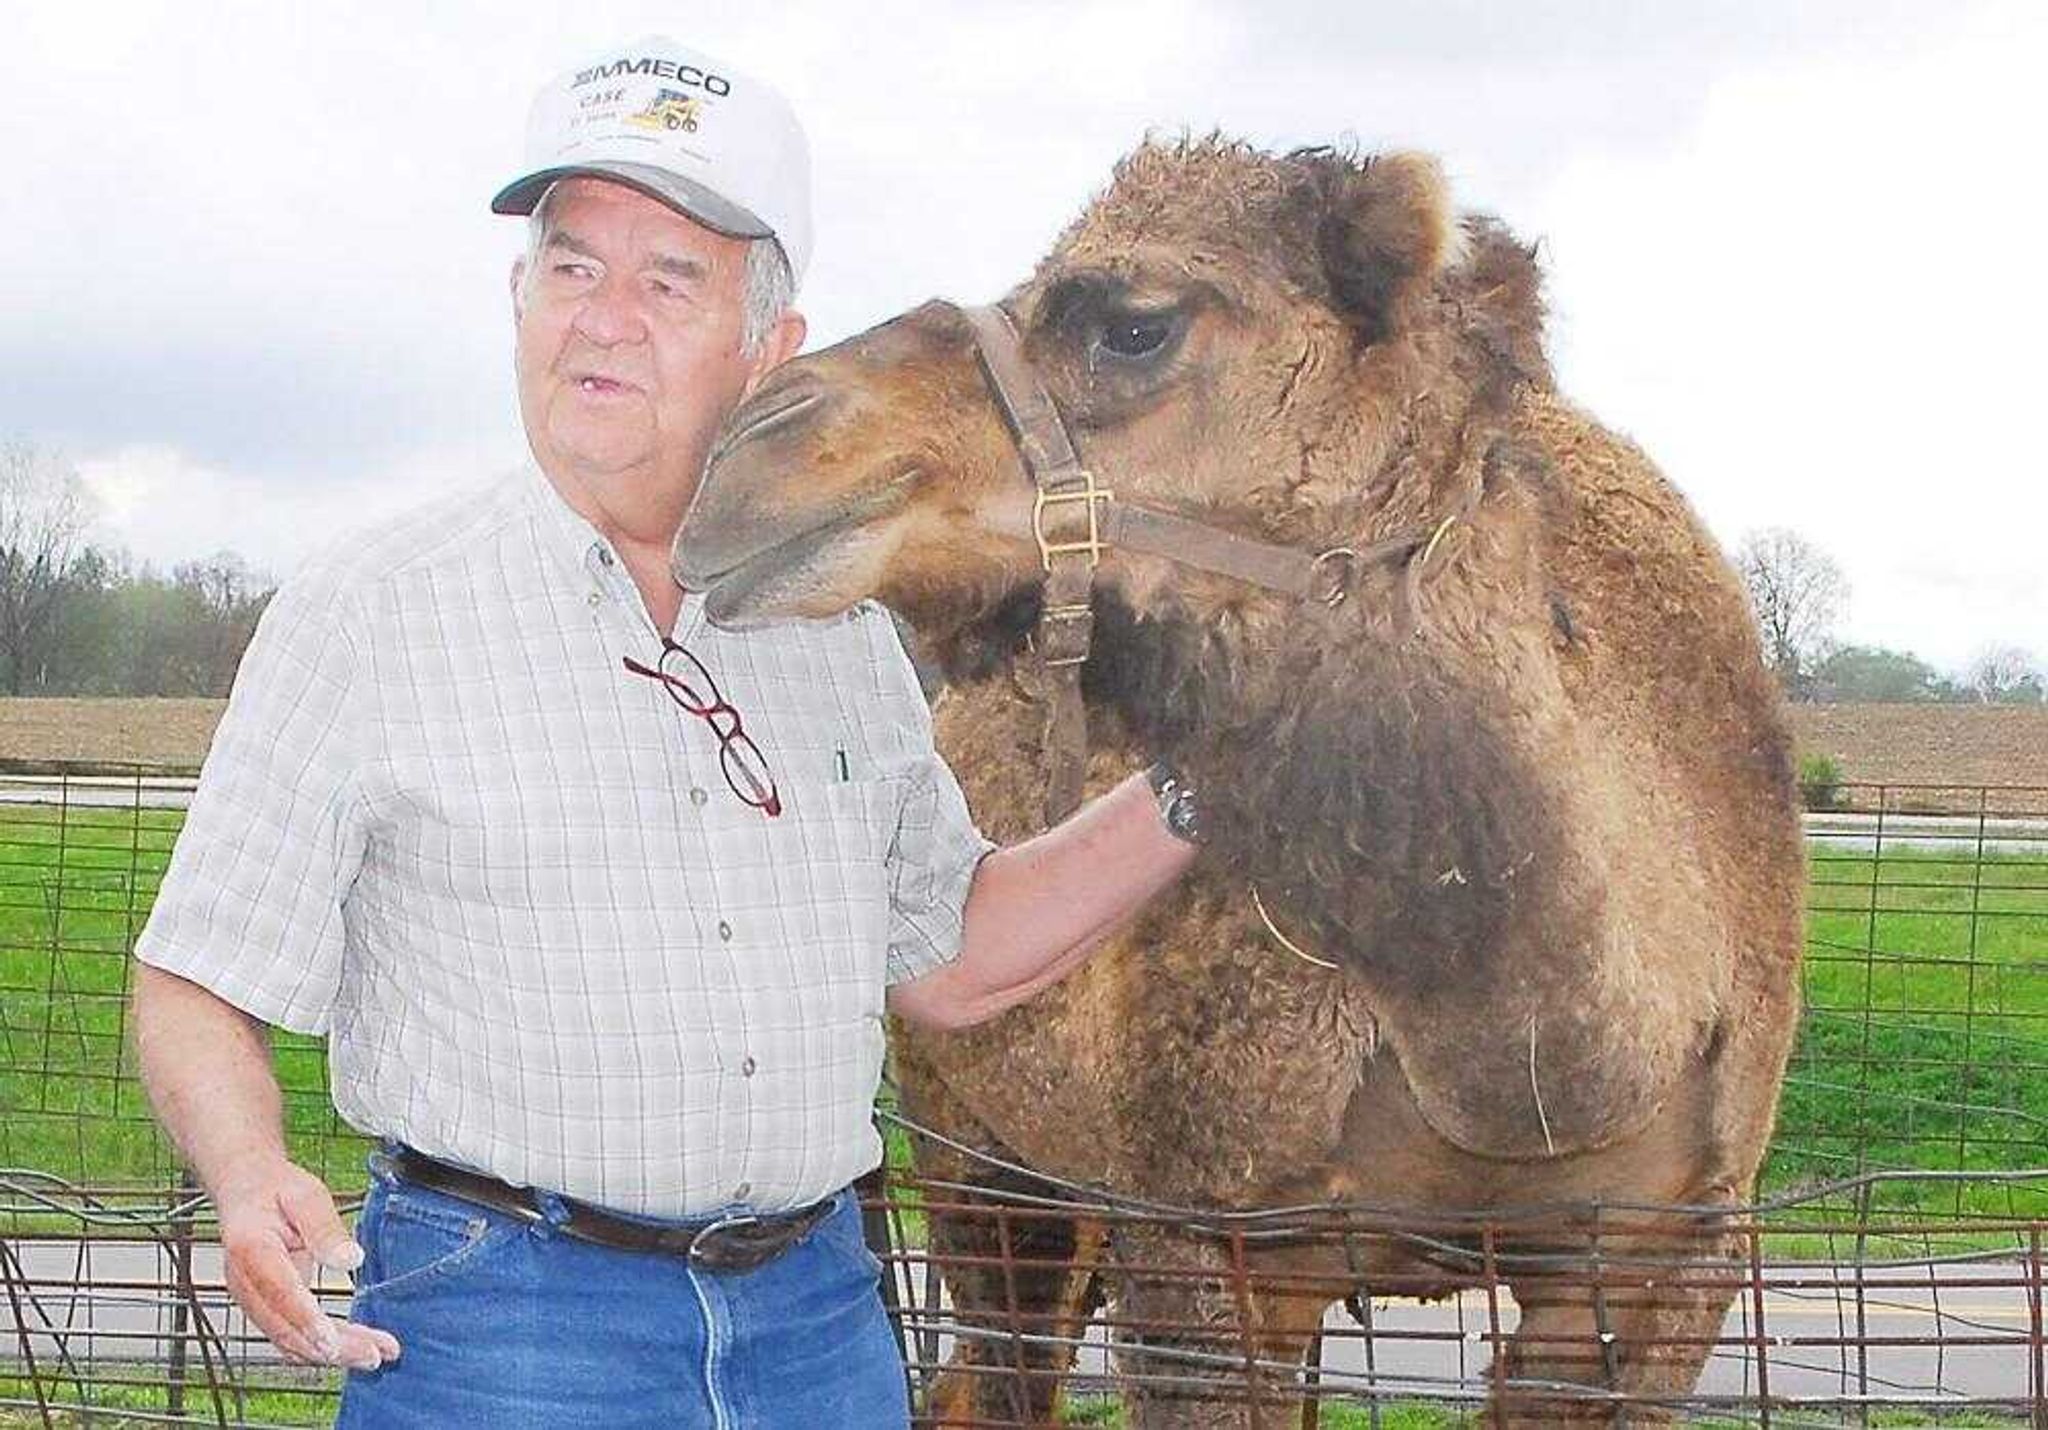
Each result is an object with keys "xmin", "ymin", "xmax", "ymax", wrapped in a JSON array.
[{"xmin": 165, "ymin": 1168, "xmax": 200, "ymax": 1418}]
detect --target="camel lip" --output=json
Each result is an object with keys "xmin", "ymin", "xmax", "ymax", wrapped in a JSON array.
[
  {"xmin": 677, "ymin": 511, "xmax": 845, "ymax": 593},
  {"xmin": 679, "ymin": 465, "xmax": 924, "ymax": 590},
  {"xmin": 695, "ymin": 517, "xmax": 853, "ymax": 628}
]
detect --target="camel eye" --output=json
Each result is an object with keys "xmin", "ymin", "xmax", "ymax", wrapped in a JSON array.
[{"xmin": 1095, "ymin": 311, "xmax": 1178, "ymax": 361}]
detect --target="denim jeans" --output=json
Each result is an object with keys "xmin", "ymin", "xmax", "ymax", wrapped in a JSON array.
[{"xmin": 334, "ymin": 1157, "xmax": 909, "ymax": 1428}]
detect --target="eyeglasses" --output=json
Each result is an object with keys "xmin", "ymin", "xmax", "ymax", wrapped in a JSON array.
[{"xmin": 623, "ymin": 640, "xmax": 782, "ymax": 818}]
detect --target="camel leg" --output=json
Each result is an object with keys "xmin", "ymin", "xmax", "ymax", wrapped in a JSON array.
[
  {"xmin": 1493, "ymin": 1215, "xmax": 1740, "ymax": 1426},
  {"xmin": 919, "ymin": 1167, "xmax": 1104, "ymax": 1428},
  {"xmin": 893, "ymin": 1054, "xmax": 1102, "ymax": 1428},
  {"xmin": 1103, "ymin": 1226, "xmax": 1364, "ymax": 1430}
]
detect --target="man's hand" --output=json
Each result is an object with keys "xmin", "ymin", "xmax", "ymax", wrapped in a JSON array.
[
  {"xmin": 130, "ymin": 967, "xmax": 399, "ymax": 1369},
  {"xmin": 215, "ymin": 1155, "xmax": 399, "ymax": 1371}
]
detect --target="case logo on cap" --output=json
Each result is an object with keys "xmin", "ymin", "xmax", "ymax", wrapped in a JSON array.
[{"xmin": 626, "ymin": 90, "xmax": 702, "ymax": 134}]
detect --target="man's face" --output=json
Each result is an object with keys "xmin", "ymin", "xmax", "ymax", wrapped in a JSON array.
[{"xmin": 512, "ymin": 178, "xmax": 782, "ymax": 506}]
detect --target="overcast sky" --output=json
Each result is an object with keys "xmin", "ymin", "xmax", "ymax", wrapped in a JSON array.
[{"xmin": 4, "ymin": 0, "xmax": 2042, "ymax": 671}]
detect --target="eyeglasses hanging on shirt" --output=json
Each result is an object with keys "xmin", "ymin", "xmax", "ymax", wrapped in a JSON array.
[{"xmin": 623, "ymin": 640, "xmax": 783, "ymax": 818}]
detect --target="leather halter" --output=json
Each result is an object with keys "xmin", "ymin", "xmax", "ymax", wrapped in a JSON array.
[{"xmin": 956, "ymin": 301, "xmax": 1470, "ymax": 827}]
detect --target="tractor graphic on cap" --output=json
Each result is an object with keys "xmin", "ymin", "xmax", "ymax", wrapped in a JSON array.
[{"xmin": 626, "ymin": 89, "xmax": 702, "ymax": 133}]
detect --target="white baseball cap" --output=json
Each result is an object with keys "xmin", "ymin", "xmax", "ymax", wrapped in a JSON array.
[{"xmin": 493, "ymin": 36, "xmax": 813, "ymax": 286}]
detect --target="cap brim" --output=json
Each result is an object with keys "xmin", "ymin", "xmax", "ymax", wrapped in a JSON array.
[{"xmin": 490, "ymin": 161, "xmax": 773, "ymax": 241}]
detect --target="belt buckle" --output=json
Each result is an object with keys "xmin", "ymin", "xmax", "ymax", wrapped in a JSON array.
[{"xmin": 687, "ymin": 1214, "xmax": 764, "ymax": 1272}]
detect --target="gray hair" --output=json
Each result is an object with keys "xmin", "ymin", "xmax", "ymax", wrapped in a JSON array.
[{"xmin": 524, "ymin": 182, "xmax": 795, "ymax": 356}]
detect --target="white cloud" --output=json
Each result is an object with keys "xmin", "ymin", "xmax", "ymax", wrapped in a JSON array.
[
  {"xmin": 1529, "ymin": 0, "xmax": 2048, "ymax": 669},
  {"xmin": 76, "ymin": 436, "xmax": 526, "ymax": 578},
  {"xmin": 5, "ymin": 0, "xmax": 2042, "ymax": 670}
]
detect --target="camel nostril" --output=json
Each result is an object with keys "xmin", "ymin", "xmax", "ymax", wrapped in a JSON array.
[{"xmin": 712, "ymin": 386, "xmax": 831, "ymax": 464}]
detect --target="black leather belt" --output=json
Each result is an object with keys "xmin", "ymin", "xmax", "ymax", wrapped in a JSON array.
[{"xmin": 382, "ymin": 1146, "xmax": 836, "ymax": 1274}]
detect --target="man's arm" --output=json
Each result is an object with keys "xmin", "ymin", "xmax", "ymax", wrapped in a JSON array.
[
  {"xmin": 886, "ymin": 769, "xmax": 1194, "ymax": 1030},
  {"xmin": 131, "ymin": 965, "xmax": 398, "ymax": 1371}
]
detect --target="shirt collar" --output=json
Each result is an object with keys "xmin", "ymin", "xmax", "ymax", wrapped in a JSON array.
[
  {"xmin": 521, "ymin": 462, "xmax": 707, "ymax": 642},
  {"xmin": 521, "ymin": 463, "xmax": 622, "ymax": 584}
]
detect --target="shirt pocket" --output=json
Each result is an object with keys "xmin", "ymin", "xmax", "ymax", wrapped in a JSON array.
[{"xmin": 747, "ymin": 777, "xmax": 896, "ymax": 1007}]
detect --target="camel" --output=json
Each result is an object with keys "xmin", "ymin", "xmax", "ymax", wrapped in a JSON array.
[{"xmin": 674, "ymin": 138, "xmax": 1805, "ymax": 1427}]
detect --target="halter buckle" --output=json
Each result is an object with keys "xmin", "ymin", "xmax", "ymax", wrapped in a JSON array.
[{"xmin": 1032, "ymin": 474, "xmax": 1114, "ymax": 571}]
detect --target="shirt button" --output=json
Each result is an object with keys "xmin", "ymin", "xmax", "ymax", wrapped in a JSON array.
[
  {"xmin": 689, "ymin": 787, "xmax": 709, "ymax": 807},
  {"xmin": 717, "ymin": 920, "xmax": 733, "ymax": 942},
  {"xmin": 741, "ymin": 1056, "xmax": 757, "ymax": 1077},
  {"xmin": 733, "ymin": 1182, "xmax": 751, "ymax": 1202},
  {"xmin": 596, "ymin": 546, "xmax": 615, "ymax": 567},
  {"xmin": 586, "ymin": 591, "xmax": 603, "ymax": 607}
]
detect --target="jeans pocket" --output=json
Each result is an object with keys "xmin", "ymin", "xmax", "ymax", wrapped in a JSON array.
[
  {"xmin": 355, "ymin": 1183, "xmax": 513, "ymax": 1303},
  {"xmin": 808, "ymin": 1190, "xmax": 886, "ymax": 1282}
]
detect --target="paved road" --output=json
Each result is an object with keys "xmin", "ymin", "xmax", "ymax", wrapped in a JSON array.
[
  {"xmin": 1020, "ymin": 1263, "xmax": 2043, "ymax": 1413},
  {"xmin": 1805, "ymin": 810, "xmax": 2048, "ymax": 853},
  {"xmin": 0, "ymin": 776, "xmax": 193, "ymax": 811},
  {"xmin": 6, "ymin": 1241, "xmax": 2037, "ymax": 1412},
  {"xmin": 7, "ymin": 777, "xmax": 2044, "ymax": 854}
]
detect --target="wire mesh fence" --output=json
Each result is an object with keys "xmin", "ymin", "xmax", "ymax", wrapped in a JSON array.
[
  {"xmin": 1770, "ymin": 783, "xmax": 2047, "ymax": 1229},
  {"xmin": 862, "ymin": 1159, "xmax": 2048, "ymax": 1428},
  {"xmin": 0, "ymin": 765, "xmax": 2043, "ymax": 1426}
]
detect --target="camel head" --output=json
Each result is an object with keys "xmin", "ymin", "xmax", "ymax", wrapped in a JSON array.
[{"xmin": 677, "ymin": 138, "xmax": 1547, "ymax": 661}]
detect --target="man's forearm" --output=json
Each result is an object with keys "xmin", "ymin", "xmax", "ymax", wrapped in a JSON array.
[
  {"xmin": 894, "ymin": 769, "xmax": 1195, "ymax": 1028},
  {"xmin": 131, "ymin": 964, "xmax": 394, "ymax": 1369},
  {"xmin": 131, "ymin": 964, "xmax": 290, "ymax": 1194}
]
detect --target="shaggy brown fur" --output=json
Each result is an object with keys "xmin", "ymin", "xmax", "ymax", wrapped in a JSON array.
[{"xmin": 678, "ymin": 137, "xmax": 1804, "ymax": 1427}]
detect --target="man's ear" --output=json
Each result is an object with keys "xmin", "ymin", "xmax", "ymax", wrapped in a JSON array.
[
  {"xmin": 509, "ymin": 257, "xmax": 527, "ymax": 319},
  {"xmin": 743, "ymin": 309, "xmax": 809, "ymax": 394},
  {"xmin": 1318, "ymin": 151, "xmax": 1464, "ymax": 344}
]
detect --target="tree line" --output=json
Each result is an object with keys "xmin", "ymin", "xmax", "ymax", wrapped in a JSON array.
[
  {"xmin": 1, "ymin": 440, "xmax": 269, "ymax": 697},
  {"xmin": 1735, "ymin": 527, "xmax": 2042, "ymax": 704},
  {"xmin": 2, "ymin": 440, "xmax": 2039, "ymax": 704}
]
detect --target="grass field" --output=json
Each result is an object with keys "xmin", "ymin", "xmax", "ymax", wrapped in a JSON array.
[
  {"xmin": 0, "ymin": 802, "xmax": 366, "ymax": 1195},
  {"xmin": 2, "ymin": 802, "xmax": 2044, "ymax": 1222},
  {"xmin": 1765, "ymin": 841, "xmax": 2048, "ymax": 1225},
  {"xmin": 0, "ymin": 1386, "xmax": 1470, "ymax": 1429},
  {"xmin": 1, "ymin": 798, "xmax": 2043, "ymax": 1427},
  {"xmin": 1, "ymin": 1385, "xmax": 2031, "ymax": 1429}
]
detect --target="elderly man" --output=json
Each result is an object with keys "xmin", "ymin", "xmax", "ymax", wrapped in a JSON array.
[{"xmin": 129, "ymin": 35, "xmax": 1197, "ymax": 1429}]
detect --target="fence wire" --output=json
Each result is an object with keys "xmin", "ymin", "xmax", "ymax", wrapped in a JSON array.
[{"xmin": 0, "ymin": 765, "xmax": 2042, "ymax": 1426}]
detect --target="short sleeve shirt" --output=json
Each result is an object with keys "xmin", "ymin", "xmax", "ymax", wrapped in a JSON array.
[{"xmin": 134, "ymin": 465, "xmax": 992, "ymax": 1218}]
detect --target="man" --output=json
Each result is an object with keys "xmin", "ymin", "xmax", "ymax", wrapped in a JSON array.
[{"xmin": 130, "ymin": 36, "xmax": 1198, "ymax": 1427}]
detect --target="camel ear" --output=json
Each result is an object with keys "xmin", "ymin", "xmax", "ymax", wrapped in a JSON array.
[{"xmin": 1319, "ymin": 151, "xmax": 1463, "ymax": 341}]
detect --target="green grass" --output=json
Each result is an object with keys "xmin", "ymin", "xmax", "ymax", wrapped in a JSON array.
[
  {"xmin": 4, "ymin": 810, "xmax": 2039, "ymax": 1429},
  {"xmin": 0, "ymin": 1370, "xmax": 339, "ymax": 1427},
  {"xmin": 1, "ymin": 1394, "xmax": 2023, "ymax": 1430},
  {"xmin": 3, "ymin": 808, "xmax": 2043, "ymax": 1226},
  {"xmin": 1061, "ymin": 1398, "xmax": 1473, "ymax": 1428},
  {"xmin": 1054, "ymin": 1398, "xmax": 2028, "ymax": 1428},
  {"xmin": 1061, "ymin": 1398, "xmax": 1472, "ymax": 1427},
  {"xmin": 1763, "ymin": 845, "xmax": 2048, "ymax": 1226},
  {"xmin": 0, "ymin": 803, "xmax": 371, "ymax": 1203}
]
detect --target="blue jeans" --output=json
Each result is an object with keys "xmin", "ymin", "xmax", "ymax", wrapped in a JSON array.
[{"xmin": 335, "ymin": 1158, "xmax": 909, "ymax": 1428}]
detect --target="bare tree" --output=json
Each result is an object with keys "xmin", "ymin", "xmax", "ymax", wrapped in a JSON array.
[
  {"xmin": 0, "ymin": 439, "xmax": 100, "ymax": 694},
  {"xmin": 173, "ymin": 550, "xmax": 273, "ymax": 695},
  {"xmin": 1735, "ymin": 527, "xmax": 1848, "ymax": 697},
  {"xmin": 1963, "ymin": 644, "xmax": 2044, "ymax": 704}
]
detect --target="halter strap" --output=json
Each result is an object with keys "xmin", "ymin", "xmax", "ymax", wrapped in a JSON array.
[{"xmin": 955, "ymin": 300, "xmax": 1469, "ymax": 825}]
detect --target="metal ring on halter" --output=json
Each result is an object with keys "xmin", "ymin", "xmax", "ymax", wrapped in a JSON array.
[{"xmin": 1307, "ymin": 547, "xmax": 1359, "ymax": 607}]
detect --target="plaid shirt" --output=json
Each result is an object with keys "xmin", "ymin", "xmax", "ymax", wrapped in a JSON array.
[{"xmin": 136, "ymin": 465, "xmax": 991, "ymax": 1218}]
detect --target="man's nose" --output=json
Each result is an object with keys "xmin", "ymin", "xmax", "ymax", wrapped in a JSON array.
[{"xmin": 571, "ymin": 274, "xmax": 647, "ymax": 346}]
